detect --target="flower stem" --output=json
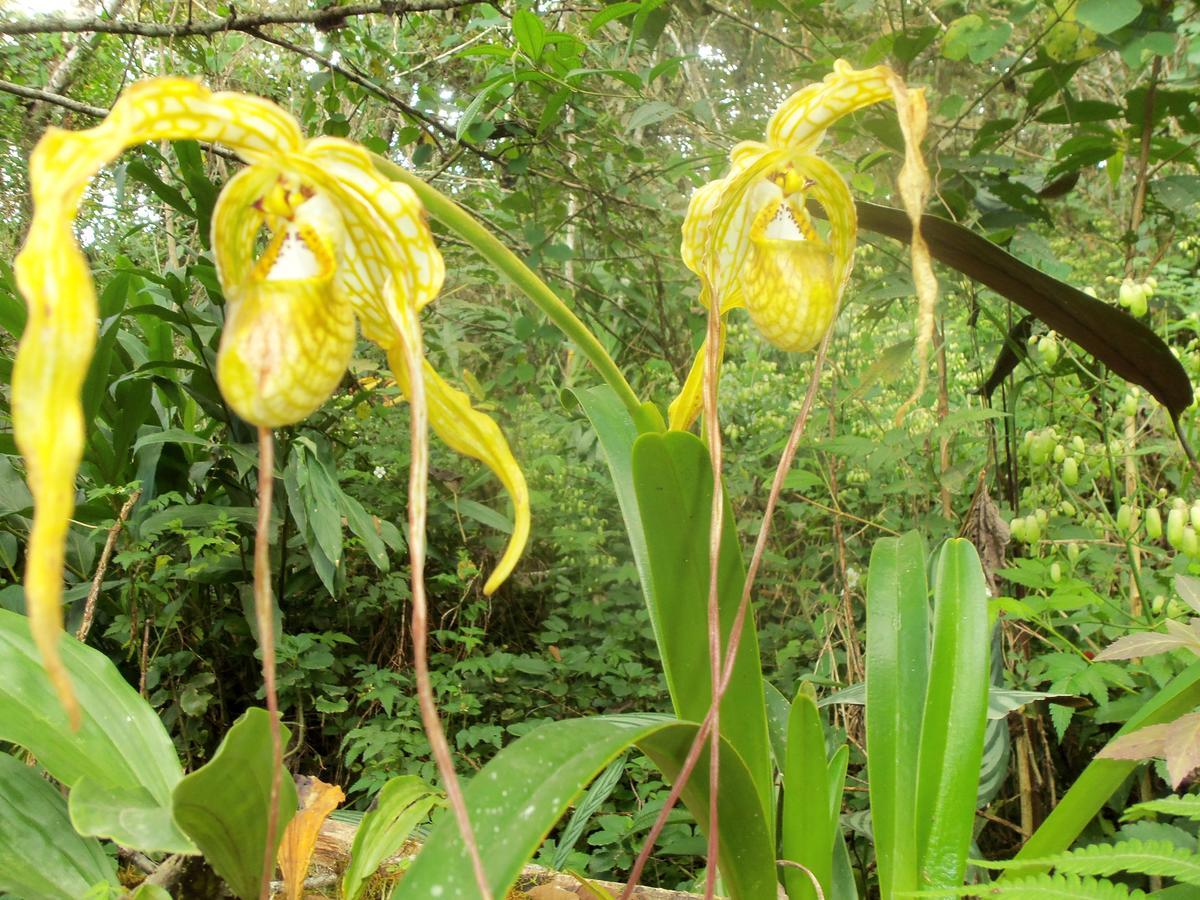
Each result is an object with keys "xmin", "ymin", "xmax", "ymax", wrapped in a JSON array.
[
  {"xmin": 398, "ymin": 304, "xmax": 493, "ymax": 900},
  {"xmin": 255, "ymin": 426, "xmax": 283, "ymax": 900},
  {"xmin": 371, "ymin": 155, "xmax": 643, "ymax": 423}
]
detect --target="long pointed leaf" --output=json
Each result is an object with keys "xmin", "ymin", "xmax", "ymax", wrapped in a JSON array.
[
  {"xmin": 0, "ymin": 608, "xmax": 193, "ymax": 853},
  {"xmin": 783, "ymin": 685, "xmax": 834, "ymax": 900},
  {"xmin": 865, "ymin": 531, "xmax": 929, "ymax": 897},
  {"xmin": 916, "ymin": 539, "xmax": 990, "ymax": 889},
  {"xmin": 631, "ymin": 430, "xmax": 773, "ymax": 825},
  {"xmin": 0, "ymin": 754, "xmax": 118, "ymax": 899}
]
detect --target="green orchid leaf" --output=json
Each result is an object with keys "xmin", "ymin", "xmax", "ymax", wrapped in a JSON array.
[
  {"xmin": 0, "ymin": 608, "xmax": 194, "ymax": 853},
  {"xmin": 916, "ymin": 539, "xmax": 990, "ymax": 889},
  {"xmin": 342, "ymin": 775, "xmax": 442, "ymax": 900},
  {"xmin": 865, "ymin": 531, "xmax": 929, "ymax": 898},
  {"xmin": 393, "ymin": 714, "xmax": 775, "ymax": 900},
  {"xmin": 631, "ymin": 430, "xmax": 773, "ymax": 825},
  {"xmin": 0, "ymin": 754, "xmax": 118, "ymax": 899},
  {"xmin": 172, "ymin": 708, "xmax": 298, "ymax": 900}
]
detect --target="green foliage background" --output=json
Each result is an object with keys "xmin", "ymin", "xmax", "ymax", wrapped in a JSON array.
[{"xmin": 2, "ymin": 0, "xmax": 1200, "ymax": 890}]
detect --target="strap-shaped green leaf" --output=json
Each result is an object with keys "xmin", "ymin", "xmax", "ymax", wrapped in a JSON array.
[
  {"xmin": 393, "ymin": 715, "xmax": 775, "ymax": 900},
  {"xmin": 916, "ymin": 539, "xmax": 990, "ymax": 889},
  {"xmin": 865, "ymin": 531, "xmax": 928, "ymax": 897}
]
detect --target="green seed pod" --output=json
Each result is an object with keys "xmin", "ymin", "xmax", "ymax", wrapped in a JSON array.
[
  {"xmin": 1053, "ymin": 443, "xmax": 1067, "ymax": 463},
  {"xmin": 1122, "ymin": 393, "xmax": 1138, "ymax": 417},
  {"xmin": 1072, "ymin": 435, "xmax": 1086, "ymax": 454},
  {"xmin": 1050, "ymin": 561, "xmax": 1062, "ymax": 583},
  {"xmin": 1119, "ymin": 279, "xmax": 1139, "ymax": 307},
  {"xmin": 1038, "ymin": 335, "xmax": 1060, "ymax": 367},
  {"xmin": 1152, "ymin": 595, "xmax": 1166, "ymax": 614},
  {"xmin": 1062, "ymin": 457, "xmax": 1079, "ymax": 486},
  {"xmin": 1060, "ymin": 500, "xmax": 1076, "ymax": 517},
  {"xmin": 1184, "ymin": 526, "xmax": 1198, "ymax": 557},
  {"xmin": 1067, "ymin": 542, "xmax": 1081, "ymax": 563},
  {"xmin": 1168, "ymin": 507, "xmax": 1187, "ymax": 548},
  {"xmin": 1025, "ymin": 515, "xmax": 1042, "ymax": 543},
  {"xmin": 1117, "ymin": 503, "xmax": 1138, "ymax": 535},
  {"xmin": 1146, "ymin": 507, "xmax": 1163, "ymax": 540},
  {"xmin": 1036, "ymin": 507, "xmax": 1049, "ymax": 526},
  {"xmin": 1190, "ymin": 501, "xmax": 1200, "ymax": 531},
  {"xmin": 1010, "ymin": 517, "xmax": 1027, "ymax": 543}
]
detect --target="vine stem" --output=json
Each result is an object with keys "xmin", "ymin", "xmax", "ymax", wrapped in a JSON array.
[
  {"xmin": 255, "ymin": 427, "xmax": 283, "ymax": 900},
  {"xmin": 397, "ymin": 305, "xmax": 492, "ymax": 900},
  {"xmin": 371, "ymin": 155, "xmax": 644, "ymax": 425},
  {"xmin": 620, "ymin": 327, "xmax": 833, "ymax": 897}
]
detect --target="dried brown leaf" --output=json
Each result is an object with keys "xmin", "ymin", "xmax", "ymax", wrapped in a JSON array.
[
  {"xmin": 1098, "ymin": 723, "xmax": 1172, "ymax": 761},
  {"xmin": 277, "ymin": 775, "xmax": 345, "ymax": 900},
  {"xmin": 1164, "ymin": 713, "xmax": 1200, "ymax": 788}
]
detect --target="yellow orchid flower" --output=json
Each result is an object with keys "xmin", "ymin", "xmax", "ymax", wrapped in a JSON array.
[
  {"xmin": 669, "ymin": 60, "xmax": 936, "ymax": 430},
  {"xmin": 13, "ymin": 78, "xmax": 530, "ymax": 724}
]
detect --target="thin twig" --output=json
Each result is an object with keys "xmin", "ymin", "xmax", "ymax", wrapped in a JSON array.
[
  {"xmin": 0, "ymin": 78, "xmax": 240, "ymax": 161},
  {"xmin": 0, "ymin": 76, "xmax": 107, "ymax": 116},
  {"xmin": 398, "ymin": 305, "xmax": 492, "ymax": 900},
  {"xmin": 0, "ymin": 1, "xmax": 477, "ymax": 36},
  {"xmin": 75, "ymin": 488, "xmax": 141, "ymax": 643},
  {"xmin": 255, "ymin": 427, "xmax": 283, "ymax": 900}
]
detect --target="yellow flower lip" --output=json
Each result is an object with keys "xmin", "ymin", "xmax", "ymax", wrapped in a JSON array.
[{"xmin": 13, "ymin": 77, "xmax": 531, "ymax": 723}]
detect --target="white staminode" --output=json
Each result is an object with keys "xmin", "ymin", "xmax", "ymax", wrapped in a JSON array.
[
  {"xmin": 265, "ymin": 229, "xmax": 322, "ymax": 281},
  {"xmin": 763, "ymin": 202, "xmax": 805, "ymax": 242},
  {"xmin": 264, "ymin": 193, "xmax": 342, "ymax": 282}
]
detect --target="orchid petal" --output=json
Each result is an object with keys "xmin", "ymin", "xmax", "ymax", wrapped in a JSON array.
[
  {"xmin": 13, "ymin": 78, "xmax": 305, "ymax": 724},
  {"xmin": 387, "ymin": 349, "xmax": 530, "ymax": 595},
  {"xmin": 667, "ymin": 322, "xmax": 726, "ymax": 432},
  {"xmin": 767, "ymin": 59, "xmax": 894, "ymax": 153}
]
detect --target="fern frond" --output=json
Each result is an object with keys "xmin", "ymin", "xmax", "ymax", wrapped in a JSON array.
[
  {"xmin": 1031, "ymin": 839, "xmax": 1200, "ymax": 886},
  {"xmin": 985, "ymin": 873, "xmax": 1147, "ymax": 898},
  {"xmin": 1123, "ymin": 794, "xmax": 1200, "ymax": 823},
  {"xmin": 975, "ymin": 840, "xmax": 1200, "ymax": 887}
]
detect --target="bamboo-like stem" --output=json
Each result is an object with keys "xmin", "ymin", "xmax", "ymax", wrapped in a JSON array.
[
  {"xmin": 371, "ymin": 155, "xmax": 644, "ymax": 424},
  {"xmin": 255, "ymin": 427, "xmax": 282, "ymax": 900},
  {"xmin": 397, "ymin": 307, "xmax": 492, "ymax": 900},
  {"xmin": 621, "ymin": 329, "xmax": 833, "ymax": 896}
]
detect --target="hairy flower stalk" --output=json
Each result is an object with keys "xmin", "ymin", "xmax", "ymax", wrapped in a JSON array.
[{"xmin": 12, "ymin": 78, "xmax": 524, "ymax": 898}]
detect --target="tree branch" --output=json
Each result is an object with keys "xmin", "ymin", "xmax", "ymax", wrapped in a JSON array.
[{"xmin": 0, "ymin": 1, "xmax": 479, "ymax": 37}]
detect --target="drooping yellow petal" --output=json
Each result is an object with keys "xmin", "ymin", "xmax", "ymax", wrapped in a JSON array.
[
  {"xmin": 13, "ymin": 77, "xmax": 306, "ymax": 724},
  {"xmin": 767, "ymin": 59, "xmax": 894, "ymax": 153},
  {"xmin": 387, "ymin": 349, "xmax": 530, "ymax": 595},
  {"xmin": 667, "ymin": 322, "xmax": 726, "ymax": 432},
  {"xmin": 277, "ymin": 775, "xmax": 345, "ymax": 900}
]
